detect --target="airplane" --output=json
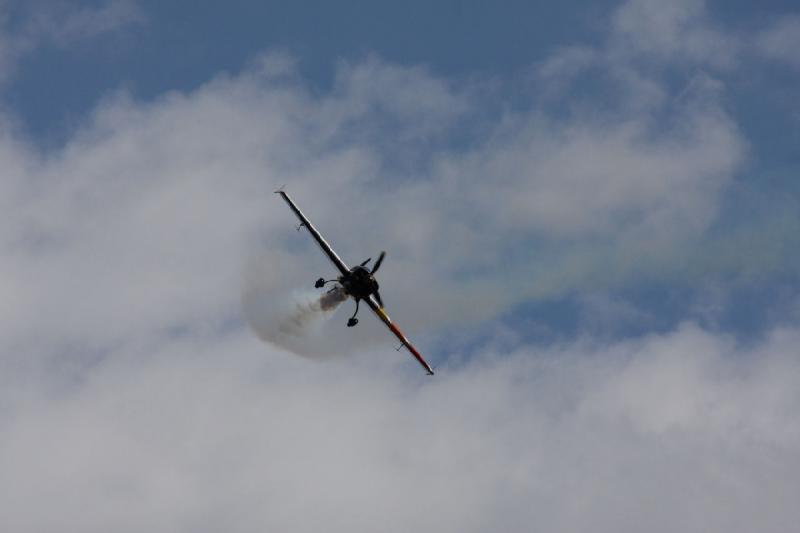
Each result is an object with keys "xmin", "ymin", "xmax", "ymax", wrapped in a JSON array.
[{"xmin": 276, "ymin": 189, "xmax": 435, "ymax": 375}]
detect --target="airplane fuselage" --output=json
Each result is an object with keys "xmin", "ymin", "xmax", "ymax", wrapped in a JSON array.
[{"xmin": 339, "ymin": 265, "xmax": 379, "ymax": 301}]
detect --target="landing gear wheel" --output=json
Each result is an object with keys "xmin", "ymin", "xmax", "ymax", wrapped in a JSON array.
[
  {"xmin": 347, "ymin": 318, "xmax": 359, "ymax": 327},
  {"xmin": 315, "ymin": 278, "xmax": 325, "ymax": 288}
]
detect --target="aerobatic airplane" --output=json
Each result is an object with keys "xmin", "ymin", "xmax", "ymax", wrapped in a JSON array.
[{"xmin": 276, "ymin": 189, "xmax": 434, "ymax": 375}]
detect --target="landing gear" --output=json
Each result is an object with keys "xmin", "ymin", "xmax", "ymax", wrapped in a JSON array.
[
  {"xmin": 347, "ymin": 298, "xmax": 361, "ymax": 327},
  {"xmin": 315, "ymin": 278, "xmax": 325, "ymax": 288}
]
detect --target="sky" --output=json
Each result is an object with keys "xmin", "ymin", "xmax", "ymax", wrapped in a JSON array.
[{"xmin": 1, "ymin": 1, "xmax": 799, "ymax": 531}]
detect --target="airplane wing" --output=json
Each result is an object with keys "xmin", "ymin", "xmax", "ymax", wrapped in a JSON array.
[
  {"xmin": 276, "ymin": 190, "xmax": 350, "ymax": 277},
  {"xmin": 365, "ymin": 295, "xmax": 435, "ymax": 375}
]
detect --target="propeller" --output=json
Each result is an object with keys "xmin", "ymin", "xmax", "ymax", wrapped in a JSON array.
[
  {"xmin": 360, "ymin": 257, "xmax": 371, "ymax": 267},
  {"xmin": 371, "ymin": 251, "xmax": 386, "ymax": 274}
]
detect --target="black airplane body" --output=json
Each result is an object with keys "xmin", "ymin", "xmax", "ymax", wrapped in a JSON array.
[{"xmin": 276, "ymin": 190, "xmax": 434, "ymax": 375}]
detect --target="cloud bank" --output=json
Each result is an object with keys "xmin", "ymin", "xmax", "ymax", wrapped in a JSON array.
[
  {"xmin": 1, "ymin": 325, "xmax": 798, "ymax": 532},
  {"xmin": 1, "ymin": 0, "xmax": 798, "ymax": 531}
]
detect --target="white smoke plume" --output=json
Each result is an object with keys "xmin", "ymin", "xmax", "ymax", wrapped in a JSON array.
[
  {"xmin": 243, "ymin": 279, "xmax": 350, "ymax": 357},
  {"xmin": 276, "ymin": 287, "xmax": 348, "ymax": 337}
]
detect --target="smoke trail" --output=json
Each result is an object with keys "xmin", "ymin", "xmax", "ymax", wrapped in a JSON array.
[
  {"xmin": 276, "ymin": 287, "xmax": 348, "ymax": 337},
  {"xmin": 242, "ymin": 268, "xmax": 352, "ymax": 358},
  {"xmin": 241, "ymin": 250, "xmax": 358, "ymax": 358}
]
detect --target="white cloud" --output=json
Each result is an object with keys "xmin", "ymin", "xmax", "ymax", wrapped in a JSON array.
[
  {"xmin": 440, "ymin": 94, "xmax": 741, "ymax": 238},
  {"xmin": 0, "ymin": 40, "xmax": 749, "ymax": 367},
  {"xmin": 1, "ymin": 324, "xmax": 798, "ymax": 532},
  {"xmin": 0, "ymin": 56, "xmax": 478, "ymax": 366},
  {"xmin": 2, "ymin": 0, "xmax": 772, "ymax": 360},
  {"xmin": 0, "ymin": 4, "xmax": 795, "ymax": 528},
  {"xmin": 0, "ymin": 62, "xmax": 784, "ymax": 529}
]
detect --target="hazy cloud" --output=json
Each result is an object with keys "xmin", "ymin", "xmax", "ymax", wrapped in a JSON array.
[
  {"xmin": 611, "ymin": 0, "xmax": 738, "ymax": 68},
  {"xmin": 0, "ymin": 0, "xmax": 142, "ymax": 81},
  {"xmin": 756, "ymin": 15, "xmax": 800, "ymax": 68},
  {"xmin": 1, "ymin": 2, "xmax": 798, "ymax": 530}
]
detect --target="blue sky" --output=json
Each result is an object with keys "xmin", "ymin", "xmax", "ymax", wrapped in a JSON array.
[{"xmin": 1, "ymin": 1, "xmax": 799, "ymax": 531}]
